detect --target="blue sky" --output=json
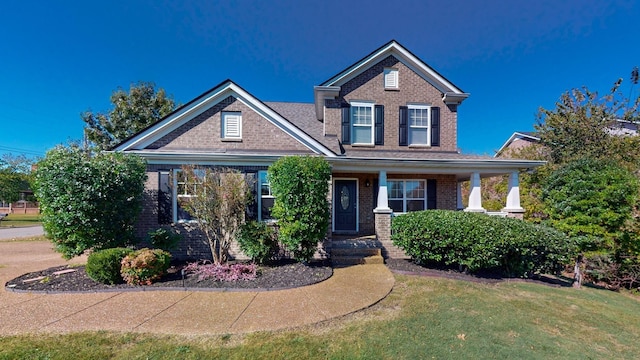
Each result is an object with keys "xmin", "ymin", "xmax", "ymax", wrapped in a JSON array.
[{"xmin": 1, "ymin": 0, "xmax": 639, "ymax": 159}]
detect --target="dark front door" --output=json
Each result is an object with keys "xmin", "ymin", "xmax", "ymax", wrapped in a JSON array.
[{"xmin": 334, "ymin": 180, "xmax": 357, "ymax": 232}]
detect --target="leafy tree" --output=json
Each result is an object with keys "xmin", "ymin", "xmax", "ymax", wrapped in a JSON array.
[
  {"xmin": 179, "ymin": 166, "xmax": 253, "ymax": 264},
  {"xmin": 0, "ymin": 154, "xmax": 35, "ymax": 203},
  {"xmin": 32, "ymin": 146, "xmax": 147, "ymax": 259},
  {"xmin": 268, "ymin": 156, "xmax": 331, "ymax": 262},
  {"xmin": 535, "ymin": 72, "xmax": 640, "ymax": 167},
  {"xmin": 82, "ymin": 81, "xmax": 177, "ymax": 150},
  {"xmin": 542, "ymin": 158, "xmax": 639, "ymax": 252}
]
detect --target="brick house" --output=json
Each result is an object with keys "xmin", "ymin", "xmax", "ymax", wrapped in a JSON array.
[{"xmin": 114, "ymin": 40, "xmax": 544, "ymax": 260}]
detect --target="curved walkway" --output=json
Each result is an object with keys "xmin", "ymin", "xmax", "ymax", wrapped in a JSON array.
[{"xmin": 0, "ymin": 240, "xmax": 394, "ymax": 336}]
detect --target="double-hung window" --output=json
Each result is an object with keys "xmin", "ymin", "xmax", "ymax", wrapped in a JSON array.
[
  {"xmin": 258, "ymin": 170, "xmax": 274, "ymax": 221},
  {"xmin": 351, "ymin": 101, "xmax": 374, "ymax": 144},
  {"xmin": 408, "ymin": 105, "xmax": 430, "ymax": 146},
  {"xmin": 388, "ymin": 180, "xmax": 426, "ymax": 213},
  {"xmin": 174, "ymin": 169, "xmax": 204, "ymax": 222}
]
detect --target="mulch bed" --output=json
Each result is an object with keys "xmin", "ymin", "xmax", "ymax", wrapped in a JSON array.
[
  {"xmin": 5, "ymin": 259, "xmax": 333, "ymax": 293},
  {"xmin": 385, "ymin": 258, "xmax": 573, "ymax": 287}
]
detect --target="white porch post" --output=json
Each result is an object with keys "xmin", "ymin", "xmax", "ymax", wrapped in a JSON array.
[
  {"xmin": 503, "ymin": 171, "xmax": 525, "ymax": 217},
  {"xmin": 465, "ymin": 172, "xmax": 485, "ymax": 213},
  {"xmin": 456, "ymin": 181, "xmax": 463, "ymax": 210},
  {"xmin": 374, "ymin": 170, "xmax": 392, "ymax": 213}
]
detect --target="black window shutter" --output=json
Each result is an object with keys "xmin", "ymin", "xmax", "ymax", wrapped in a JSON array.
[
  {"xmin": 374, "ymin": 105, "xmax": 384, "ymax": 145},
  {"xmin": 373, "ymin": 179, "xmax": 379, "ymax": 210},
  {"xmin": 427, "ymin": 179, "xmax": 437, "ymax": 209},
  {"xmin": 399, "ymin": 106, "xmax": 408, "ymax": 146},
  {"xmin": 431, "ymin": 107, "xmax": 440, "ymax": 147},
  {"xmin": 341, "ymin": 106, "xmax": 351, "ymax": 145},
  {"xmin": 158, "ymin": 171, "xmax": 172, "ymax": 224}
]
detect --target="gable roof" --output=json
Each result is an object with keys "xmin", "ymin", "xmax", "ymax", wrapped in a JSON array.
[
  {"xmin": 114, "ymin": 80, "xmax": 336, "ymax": 157},
  {"xmin": 494, "ymin": 131, "xmax": 540, "ymax": 157},
  {"xmin": 318, "ymin": 40, "xmax": 469, "ymax": 103}
]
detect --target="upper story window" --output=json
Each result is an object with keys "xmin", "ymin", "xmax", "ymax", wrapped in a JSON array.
[
  {"xmin": 409, "ymin": 105, "xmax": 430, "ymax": 146},
  {"xmin": 399, "ymin": 105, "xmax": 440, "ymax": 147},
  {"xmin": 222, "ymin": 112, "xmax": 242, "ymax": 140},
  {"xmin": 258, "ymin": 170, "xmax": 274, "ymax": 221},
  {"xmin": 351, "ymin": 101, "xmax": 374, "ymax": 145},
  {"xmin": 384, "ymin": 68, "xmax": 399, "ymax": 89},
  {"xmin": 388, "ymin": 180, "xmax": 426, "ymax": 213}
]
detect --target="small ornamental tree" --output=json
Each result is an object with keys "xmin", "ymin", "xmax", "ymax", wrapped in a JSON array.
[
  {"xmin": 268, "ymin": 156, "xmax": 331, "ymax": 262},
  {"xmin": 32, "ymin": 146, "xmax": 147, "ymax": 259},
  {"xmin": 179, "ymin": 165, "xmax": 252, "ymax": 264}
]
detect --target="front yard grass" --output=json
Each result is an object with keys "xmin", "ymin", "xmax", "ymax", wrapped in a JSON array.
[
  {"xmin": 0, "ymin": 213, "xmax": 41, "ymax": 228},
  {"xmin": 1, "ymin": 274, "xmax": 639, "ymax": 359}
]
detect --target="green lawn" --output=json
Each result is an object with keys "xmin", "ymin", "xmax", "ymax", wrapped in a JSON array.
[
  {"xmin": 0, "ymin": 213, "xmax": 41, "ymax": 228},
  {"xmin": 1, "ymin": 274, "xmax": 638, "ymax": 359}
]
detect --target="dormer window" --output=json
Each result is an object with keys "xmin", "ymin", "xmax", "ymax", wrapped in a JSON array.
[
  {"xmin": 384, "ymin": 68, "xmax": 398, "ymax": 89},
  {"xmin": 222, "ymin": 112, "xmax": 242, "ymax": 140}
]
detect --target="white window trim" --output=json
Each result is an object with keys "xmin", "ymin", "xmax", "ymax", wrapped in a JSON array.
[
  {"xmin": 350, "ymin": 101, "xmax": 374, "ymax": 145},
  {"xmin": 222, "ymin": 111, "xmax": 242, "ymax": 140},
  {"xmin": 408, "ymin": 104, "xmax": 431, "ymax": 146},
  {"xmin": 173, "ymin": 168, "xmax": 203, "ymax": 223},
  {"xmin": 388, "ymin": 179, "xmax": 427, "ymax": 214},
  {"xmin": 258, "ymin": 170, "xmax": 275, "ymax": 222},
  {"xmin": 384, "ymin": 67, "xmax": 399, "ymax": 89}
]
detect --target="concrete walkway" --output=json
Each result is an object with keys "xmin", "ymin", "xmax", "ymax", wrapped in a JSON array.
[{"xmin": 0, "ymin": 240, "xmax": 394, "ymax": 336}]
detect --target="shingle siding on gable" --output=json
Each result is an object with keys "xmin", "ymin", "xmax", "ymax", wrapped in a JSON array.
[
  {"xmin": 148, "ymin": 96, "xmax": 313, "ymax": 153},
  {"xmin": 326, "ymin": 55, "xmax": 458, "ymax": 152}
]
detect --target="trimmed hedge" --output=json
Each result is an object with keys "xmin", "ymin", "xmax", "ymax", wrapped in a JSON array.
[
  {"xmin": 86, "ymin": 247, "xmax": 134, "ymax": 284},
  {"xmin": 391, "ymin": 210, "xmax": 577, "ymax": 277},
  {"xmin": 237, "ymin": 221, "xmax": 279, "ymax": 264}
]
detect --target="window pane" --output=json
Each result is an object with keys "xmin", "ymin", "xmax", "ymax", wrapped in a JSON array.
[
  {"xmin": 353, "ymin": 126, "xmax": 372, "ymax": 143},
  {"xmin": 405, "ymin": 181, "xmax": 425, "ymax": 198},
  {"xmin": 389, "ymin": 200, "xmax": 404, "ymax": 213},
  {"xmin": 353, "ymin": 106, "xmax": 372, "ymax": 125},
  {"xmin": 409, "ymin": 108, "xmax": 428, "ymax": 126},
  {"xmin": 261, "ymin": 198, "xmax": 274, "ymax": 220},
  {"xmin": 407, "ymin": 200, "xmax": 425, "ymax": 212},
  {"xmin": 388, "ymin": 181, "xmax": 403, "ymax": 199},
  {"xmin": 409, "ymin": 127, "xmax": 428, "ymax": 145}
]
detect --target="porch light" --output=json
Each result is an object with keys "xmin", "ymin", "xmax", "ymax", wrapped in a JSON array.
[{"xmin": 365, "ymin": 179, "xmax": 371, "ymax": 187}]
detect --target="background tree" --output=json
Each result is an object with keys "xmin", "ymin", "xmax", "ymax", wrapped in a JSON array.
[
  {"xmin": 0, "ymin": 154, "xmax": 36, "ymax": 203},
  {"xmin": 82, "ymin": 81, "xmax": 177, "ymax": 150},
  {"xmin": 179, "ymin": 165, "xmax": 252, "ymax": 264},
  {"xmin": 268, "ymin": 156, "xmax": 331, "ymax": 262},
  {"xmin": 33, "ymin": 146, "xmax": 147, "ymax": 258}
]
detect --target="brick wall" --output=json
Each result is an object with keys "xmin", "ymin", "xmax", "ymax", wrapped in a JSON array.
[
  {"xmin": 149, "ymin": 96, "xmax": 313, "ymax": 154},
  {"xmin": 326, "ymin": 55, "xmax": 459, "ymax": 152}
]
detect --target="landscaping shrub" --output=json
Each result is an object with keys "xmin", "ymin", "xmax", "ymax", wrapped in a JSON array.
[
  {"xmin": 120, "ymin": 248, "xmax": 171, "ymax": 285},
  {"xmin": 147, "ymin": 228, "xmax": 181, "ymax": 251},
  {"xmin": 237, "ymin": 221, "xmax": 279, "ymax": 264},
  {"xmin": 268, "ymin": 156, "xmax": 331, "ymax": 262},
  {"xmin": 85, "ymin": 247, "xmax": 134, "ymax": 284},
  {"xmin": 391, "ymin": 210, "xmax": 577, "ymax": 277},
  {"xmin": 183, "ymin": 262, "xmax": 257, "ymax": 282}
]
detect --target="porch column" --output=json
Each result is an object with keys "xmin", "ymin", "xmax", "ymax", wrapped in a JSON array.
[
  {"xmin": 502, "ymin": 171, "xmax": 525, "ymax": 219},
  {"xmin": 464, "ymin": 172, "xmax": 485, "ymax": 213},
  {"xmin": 374, "ymin": 170, "xmax": 391, "ymax": 212},
  {"xmin": 456, "ymin": 181, "xmax": 463, "ymax": 210}
]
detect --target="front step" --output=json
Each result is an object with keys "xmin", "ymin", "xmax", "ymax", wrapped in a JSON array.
[{"xmin": 331, "ymin": 240, "xmax": 384, "ymax": 266}]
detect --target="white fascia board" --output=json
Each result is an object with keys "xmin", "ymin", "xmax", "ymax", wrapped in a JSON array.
[
  {"xmin": 494, "ymin": 132, "xmax": 541, "ymax": 157},
  {"xmin": 122, "ymin": 150, "xmax": 283, "ymax": 167},
  {"xmin": 115, "ymin": 82, "xmax": 335, "ymax": 157},
  {"xmin": 322, "ymin": 41, "xmax": 465, "ymax": 96}
]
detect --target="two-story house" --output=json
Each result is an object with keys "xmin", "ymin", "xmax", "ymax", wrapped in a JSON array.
[{"xmin": 114, "ymin": 40, "xmax": 544, "ymax": 260}]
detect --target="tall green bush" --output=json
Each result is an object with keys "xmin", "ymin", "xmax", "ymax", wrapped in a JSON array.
[
  {"xmin": 32, "ymin": 146, "xmax": 147, "ymax": 258},
  {"xmin": 391, "ymin": 210, "xmax": 577, "ymax": 277},
  {"xmin": 268, "ymin": 156, "xmax": 331, "ymax": 262},
  {"xmin": 542, "ymin": 158, "xmax": 639, "ymax": 251}
]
